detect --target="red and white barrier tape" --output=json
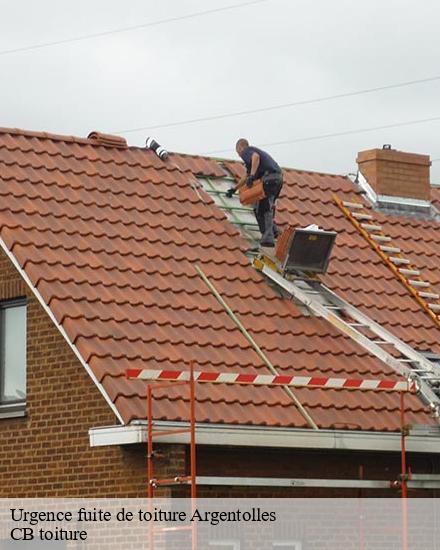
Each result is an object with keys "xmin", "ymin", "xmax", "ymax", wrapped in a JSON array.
[{"xmin": 125, "ymin": 369, "xmax": 415, "ymax": 393}]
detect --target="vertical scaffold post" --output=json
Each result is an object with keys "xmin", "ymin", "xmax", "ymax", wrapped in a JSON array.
[
  {"xmin": 147, "ymin": 384, "xmax": 154, "ymax": 550},
  {"xmin": 358, "ymin": 465, "xmax": 365, "ymax": 550},
  {"xmin": 190, "ymin": 361, "xmax": 197, "ymax": 498},
  {"xmin": 400, "ymin": 391, "xmax": 408, "ymax": 550},
  {"xmin": 190, "ymin": 361, "xmax": 197, "ymax": 550},
  {"xmin": 147, "ymin": 384, "xmax": 154, "ymax": 499}
]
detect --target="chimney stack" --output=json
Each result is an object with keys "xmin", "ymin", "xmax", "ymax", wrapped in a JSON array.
[{"xmin": 357, "ymin": 146, "xmax": 431, "ymax": 202}]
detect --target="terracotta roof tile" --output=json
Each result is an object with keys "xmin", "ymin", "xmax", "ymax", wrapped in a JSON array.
[{"xmin": 0, "ymin": 127, "xmax": 437, "ymax": 432}]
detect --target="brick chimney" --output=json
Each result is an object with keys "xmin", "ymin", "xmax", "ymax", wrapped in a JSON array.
[{"xmin": 357, "ymin": 146, "xmax": 431, "ymax": 201}]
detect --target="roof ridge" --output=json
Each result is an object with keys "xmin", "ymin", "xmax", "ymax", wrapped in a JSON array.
[
  {"xmin": 0, "ymin": 126, "xmax": 94, "ymax": 145},
  {"xmin": 0, "ymin": 127, "xmax": 349, "ymax": 177},
  {"xmin": 0, "ymin": 126, "xmax": 131, "ymax": 150}
]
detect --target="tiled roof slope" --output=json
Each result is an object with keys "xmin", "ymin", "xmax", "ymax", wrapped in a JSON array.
[{"xmin": 0, "ymin": 128, "xmax": 435, "ymax": 432}]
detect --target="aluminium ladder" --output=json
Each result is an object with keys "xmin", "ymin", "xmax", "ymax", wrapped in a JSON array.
[
  {"xmin": 334, "ymin": 195, "xmax": 440, "ymax": 329},
  {"xmin": 254, "ymin": 256, "xmax": 440, "ymax": 417}
]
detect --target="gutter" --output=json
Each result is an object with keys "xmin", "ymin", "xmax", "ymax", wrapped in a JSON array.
[{"xmin": 89, "ymin": 421, "xmax": 440, "ymax": 454}]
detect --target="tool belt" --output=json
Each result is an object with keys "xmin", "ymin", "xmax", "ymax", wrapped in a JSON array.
[{"xmin": 262, "ymin": 170, "xmax": 282, "ymax": 182}]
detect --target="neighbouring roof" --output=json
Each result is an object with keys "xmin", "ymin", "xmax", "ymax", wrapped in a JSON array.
[{"xmin": 0, "ymin": 127, "xmax": 439, "ymax": 432}]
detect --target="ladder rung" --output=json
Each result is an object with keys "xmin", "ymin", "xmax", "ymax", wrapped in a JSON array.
[
  {"xmin": 353, "ymin": 212, "xmax": 373, "ymax": 220},
  {"xmin": 371, "ymin": 235, "xmax": 392, "ymax": 242},
  {"xmin": 408, "ymin": 280, "xmax": 431, "ymax": 288},
  {"xmin": 397, "ymin": 359, "xmax": 421, "ymax": 363},
  {"xmin": 342, "ymin": 201, "xmax": 364, "ymax": 209},
  {"xmin": 419, "ymin": 291, "xmax": 440, "ymax": 300},
  {"xmin": 380, "ymin": 245, "xmax": 401, "ymax": 254},
  {"xmin": 233, "ymin": 221, "xmax": 260, "ymax": 227},
  {"xmin": 372, "ymin": 340, "xmax": 394, "ymax": 345},
  {"xmin": 399, "ymin": 268, "xmax": 420, "ymax": 276},
  {"xmin": 348, "ymin": 323, "xmax": 368, "ymax": 327},
  {"xmin": 361, "ymin": 223, "xmax": 382, "ymax": 231},
  {"xmin": 411, "ymin": 369, "xmax": 434, "ymax": 373},
  {"xmin": 323, "ymin": 305, "xmax": 342, "ymax": 310},
  {"xmin": 206, "ymin": 189, "xmax": 232, "ymax": 196},
  {"xmin": 153, "ymin": 476, "xmax": 191, "ymax": 486},
  {"xmin": 220, "ymin": 205, "xmax": 253, "ymax": 212},
  {"xmin": 428, "ymin": 303, "xmax": 440, "ymax": 312},
  {"xmin": 390, "ymin": 257, "xmax": 410, "ymax": 265}
]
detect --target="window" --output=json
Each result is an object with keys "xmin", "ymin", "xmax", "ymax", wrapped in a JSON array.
[{"xmin": 0, "ymin": 299, "xmax": 26, "ymax": 406}]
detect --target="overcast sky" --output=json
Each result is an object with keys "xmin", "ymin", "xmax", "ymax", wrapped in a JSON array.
[{"xmin": 2, "ymin": 0, "xmax": 440, "ymax": 181}]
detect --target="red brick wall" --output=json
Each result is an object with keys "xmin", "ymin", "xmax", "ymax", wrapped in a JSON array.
[
  {"xmin": 357, "ymin": 148, "xmax": 431, "ymax": 200},
  {"xmin": 0, "ymin": 247, "xmax": 152, "ymax": 497}
]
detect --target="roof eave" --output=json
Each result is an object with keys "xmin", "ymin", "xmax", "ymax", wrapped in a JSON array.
[{"xmin": 89, "ymin": 421, "xmax": 440, "ymax": 454}]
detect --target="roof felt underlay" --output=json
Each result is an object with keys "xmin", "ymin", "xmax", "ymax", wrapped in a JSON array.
[{"xmin": 0, "ymin": 128, "xmax": 438, "ymax": 431}]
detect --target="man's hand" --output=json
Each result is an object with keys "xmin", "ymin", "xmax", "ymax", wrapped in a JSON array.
[
  {"xmin": 225, "ymin": 187, "xmax": 236, "ymax": 198},
  {"xmin": 246, "ymin": 174, "xmax": 255, "ymax": 188}
]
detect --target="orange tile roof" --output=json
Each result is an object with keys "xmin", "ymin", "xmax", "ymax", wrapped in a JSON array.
[{"xmin": 0, "ymin": 127, "xmax": 438, "ymax": 432}]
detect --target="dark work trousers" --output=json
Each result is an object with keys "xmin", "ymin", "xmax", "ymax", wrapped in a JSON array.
[{"xmin": 253, "ymin": 172, "xmax": 283, "ymax": 245}]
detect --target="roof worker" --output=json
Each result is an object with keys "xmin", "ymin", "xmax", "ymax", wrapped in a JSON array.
[{"xmin": 226, "ymin": 138, "xmax": 283, "ymax": 248}]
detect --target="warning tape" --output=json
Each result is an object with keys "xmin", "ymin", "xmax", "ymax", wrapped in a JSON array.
[{"xmin": 126, "ymin": 369, "xmax": 415, "ymax": 393}]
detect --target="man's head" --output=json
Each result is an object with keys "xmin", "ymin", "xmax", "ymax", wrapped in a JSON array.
[{"xmin": 235, "ymin": 138, "xmax": 249, "ymax": 156}]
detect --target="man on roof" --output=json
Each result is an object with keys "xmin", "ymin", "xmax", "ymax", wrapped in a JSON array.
[{"xmin": 226, "ymin": 138, "xmax": 283, "ymax": 248}]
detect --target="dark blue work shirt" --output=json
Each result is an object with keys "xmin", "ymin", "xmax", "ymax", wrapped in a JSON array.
[{"xmin": 239, "ymin": 146, "xmax": 281, "ymax": 180}]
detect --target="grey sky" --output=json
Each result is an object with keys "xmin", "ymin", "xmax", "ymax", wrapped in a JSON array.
[{"xmin": 2, "ymin": 0, "xmax": 440, "ymax": 181}]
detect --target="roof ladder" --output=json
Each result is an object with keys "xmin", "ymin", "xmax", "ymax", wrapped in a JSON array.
[
  {"xmin": 334, "ymin": 195, "xmax": 440, "ymax": 329},
  {"xmin": 197, "ymin": 175, "xmax": 261, "ymax": 253},
  {"xmin": 255, "ymin": 257, "xmax": 440, "ymax": 418}
]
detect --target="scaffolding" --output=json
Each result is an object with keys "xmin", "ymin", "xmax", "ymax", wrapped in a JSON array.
[
  {"xmin": 125, "ymin": 365, "xmax": 440, "ymax": 493},
  {"xmin": 126, "ymin": 365, "xmax": 436, "ymax": 550}
]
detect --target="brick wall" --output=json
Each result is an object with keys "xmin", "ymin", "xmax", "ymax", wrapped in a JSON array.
[
  {"xmin": 0, "ymin": 247, "xmax": 152, "ymax": 497},
  {"xmin": 357, "ymin": 148, "xmax": 431, "ymax": 200},
  {"xmin": 1, "ymin": 247, "xmax": 439, "ymax": 498}
]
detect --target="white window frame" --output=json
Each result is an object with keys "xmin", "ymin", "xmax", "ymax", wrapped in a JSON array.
[{"xmin": 0, "ymin": 298, "xmax": 27, "ymax": 417}]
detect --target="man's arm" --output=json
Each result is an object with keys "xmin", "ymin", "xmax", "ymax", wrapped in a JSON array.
[
  {"xmin": 249, "ymin": 152, "xmax": 260, "ymax": 178},
  {"xmin": 226, "ymin": 149, "xmax": 261, "ymax": 197}
]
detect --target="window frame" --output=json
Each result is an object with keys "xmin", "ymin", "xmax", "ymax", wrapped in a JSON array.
[{"xmin": 0, "ymin": 297, "xmax": 27, "ymax": 417}]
